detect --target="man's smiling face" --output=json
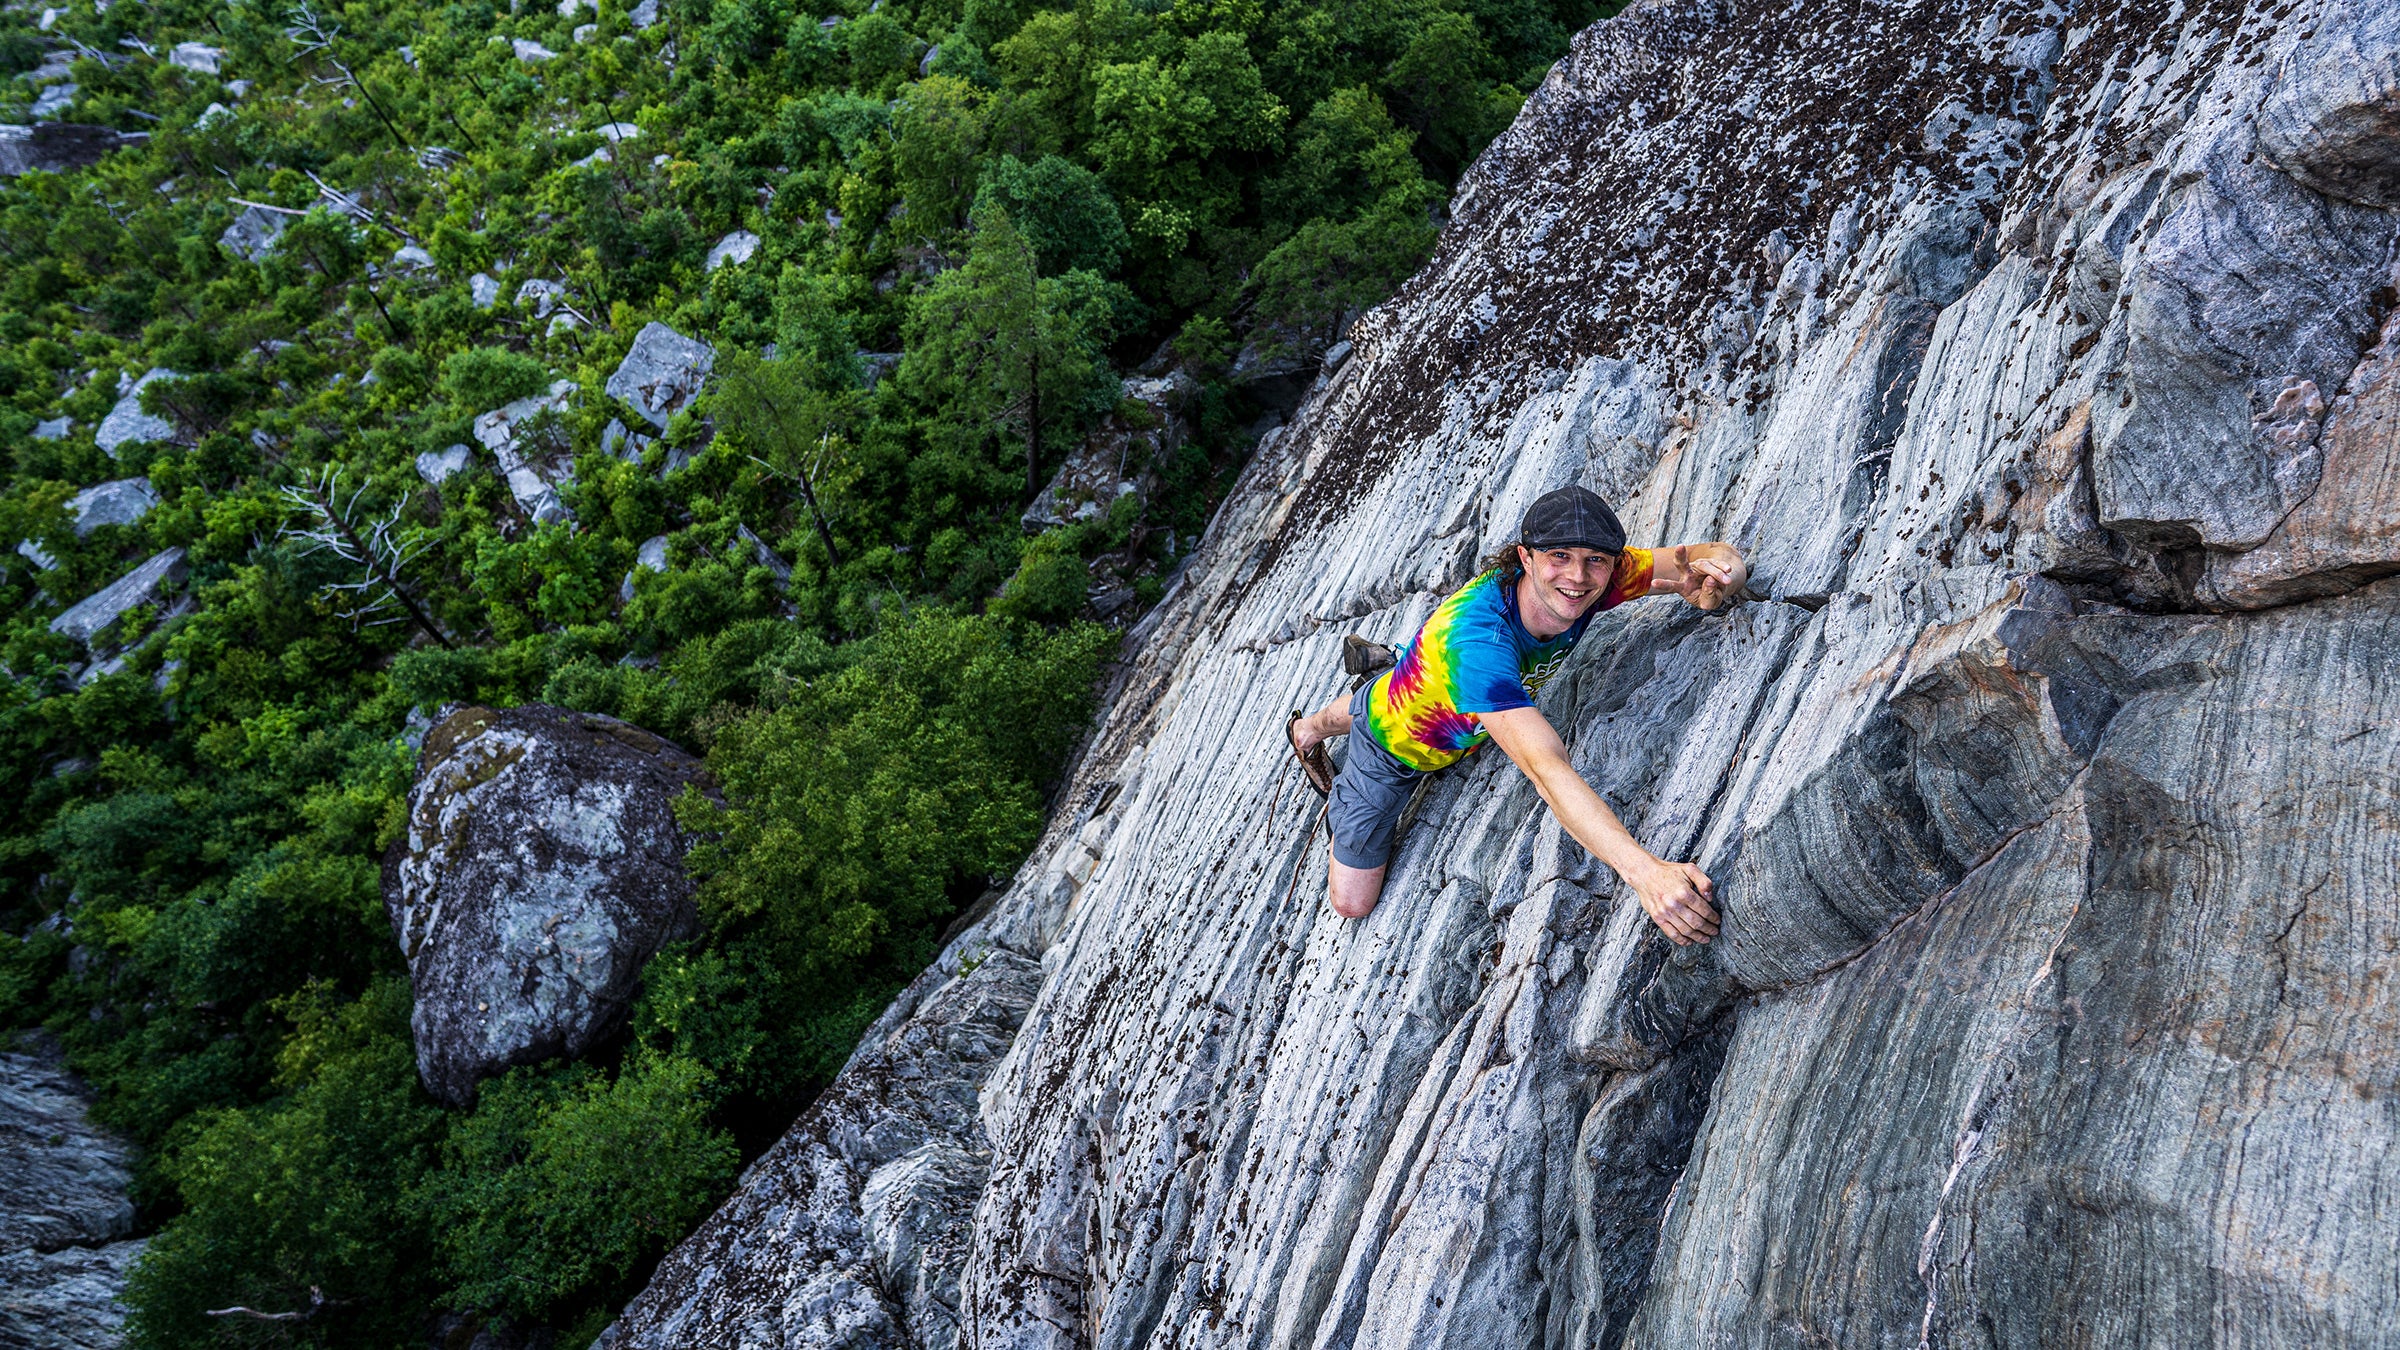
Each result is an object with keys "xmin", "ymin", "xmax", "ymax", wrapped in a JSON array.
[{"xmin": 1516, "ymin": 544, "xmax": 1617, "ymax": 634}]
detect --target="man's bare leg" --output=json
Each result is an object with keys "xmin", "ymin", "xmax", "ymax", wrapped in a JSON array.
[
  {"xmin": 1290, "ymin": 695, "xmax": 1387, "ymax": 918},
  {"xmin": 1328, "ymin": 856, "xmax": 1387, "ymax": 919}
]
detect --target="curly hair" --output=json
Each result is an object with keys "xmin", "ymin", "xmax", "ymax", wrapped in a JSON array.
[{"xmin": 1480, "ymin": 541, "xmax": 1530, "ymax": 581}]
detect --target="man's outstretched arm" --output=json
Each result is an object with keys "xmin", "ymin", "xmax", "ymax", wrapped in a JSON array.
[
  {"xmin": 1481, "ymin": 706, "xmax": 1720, "ymax": 944},
  {"xmin": 1646, "ymin": 541, "xmax": 1749, "ymax": 610}
]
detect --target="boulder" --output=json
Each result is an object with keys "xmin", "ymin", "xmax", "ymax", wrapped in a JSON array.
[
  {"xmin": 218, "ymin": 203, "xmax": 287, "ymax": 261},
  {"xmin": 49, "ymin": 547, "xmax": 184, "ymax": 647},
  {"xmin": 416, "ymin": 443, "xmax": 472, "ymax": 486},
  {"xmin": 512, "ymin": 37, "xmax": 556, "ymax": 62},
  {"xmin": 628, "ymin": 0, "xmax": 660, "ymax": 28},
  {"xmin": 469, "ymin": 272, "xmax": 501, "ymax": 309},
  {"xmin": 1019, "ymin": 371, "xmax": 1193, "ymax": 531},
  {"xmin": 32, "ymin": 417, "xmax": 69, "ymax": 441},
  {"xmin": 605, "ymin": 322, "xmax": 714, "ymax": 430},
  {"xmin": 515, "ymin": 277, "xmax": 565, "ymax": 316},
  {"xmin": 704, "ymin": 230, "xmax": 760, "ymax": 271},
  {"xmin": 472, "ymin": 382, "xmax": 577, "ymax": 525},
  {"xmin": 0, "ymin": 123, "xmax": 135, "ymax": 177},
  {"xmin": 0, "ymin": 1039, "xmax": 144, "ymax": 1350},
  {"xmin": 166, "ymin": 41, "xmax": 221, "ymax": 73},
  {"xmin": 30, "ymin": 82, "xmax": 75, "ymax": 119},
  {"xmin": 619, "ymin": 533, "xmax": 668, "ymax": 602},
  {"xmin": 22, "ymin": 477, "xmax": 162, "ymax": 568},
  {"xmin": 62, "ymin": 478, "xmax": 158, "ymax": 537},
  {"xmin": 93, "ymin": 370, "xmax": 175, "ymax": 456},
  {"xmin": 382, "ymin": 704, "xmax": 709, "ymax": 1107}
]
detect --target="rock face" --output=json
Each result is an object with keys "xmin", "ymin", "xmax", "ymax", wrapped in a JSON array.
[
  {"xmin": 0, "ymin": 1041, "xmax": 144, "ymax": 1350},
  {"xmin": 383, "ymin": 704, "xmax": 708, "ymax": 1107},
  {"xmin": 613, "ymin": 0, "xmax": 2400, "ymax": 1346}
]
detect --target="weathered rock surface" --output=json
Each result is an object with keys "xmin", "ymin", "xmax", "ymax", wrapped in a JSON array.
[
  {"xmin": 606, "ymin": 322, "xmax": 714, "ymax": 430},
  {"xmin": 0, "ymin": 1042, "xmax": 142, "ymax": 1350},
  {"xmin": 92, "ymin": 370, "xmax": 175, "ymax": 456},
  {"xmin": 384, "ymin": 704, "xmax": 708, "ymax": 1107},
  {"xmin": 607, "ymin": 945, "xmax": 1046, "ymax": 1349},
  {"xmin": 49, "ymin": 547, "xmax": 184, "ymax": 647},
  {"xmin": 612, "ymin": 0, "xmax": 2400, "ymax": 1346}
]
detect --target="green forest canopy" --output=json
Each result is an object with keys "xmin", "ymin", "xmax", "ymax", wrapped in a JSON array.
[{"xmin": 0, "ymin": 0, "xmax": 1617, "ymax": 1341}]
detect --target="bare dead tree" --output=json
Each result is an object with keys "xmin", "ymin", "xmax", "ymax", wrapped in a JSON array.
[
  {"xmin": 283, "ymin": 3, "xmax": 412, "ymax": 152},
  {"xmin": 279, "ymin": 467, "xmax": 453, "ymax": 648}
]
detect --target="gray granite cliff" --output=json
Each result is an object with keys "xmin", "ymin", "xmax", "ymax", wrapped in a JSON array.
[{"xmin": 609, "ymin": 0, "xmax": 2400, "ymax": 1344}]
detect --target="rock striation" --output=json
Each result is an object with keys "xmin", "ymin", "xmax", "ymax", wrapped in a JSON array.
[
  {"xmin": 612, "ymin": 0, "xmax": 2400, "ymax": 1346},
  {"xmin": 0, "ymin": 1041, "xmax": 143, "ymax": 1350},
  {"xmin": 383, "ymin": 704, "xmax": 708, "ymax": 1107}
]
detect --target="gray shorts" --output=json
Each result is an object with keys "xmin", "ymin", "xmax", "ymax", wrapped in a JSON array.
[{"xmin": 1328, "ymin": 682, "xmax": 1427, "ymax": 870}]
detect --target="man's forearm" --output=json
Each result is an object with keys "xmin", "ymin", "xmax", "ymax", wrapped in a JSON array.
[{"xmin": 1524, "ymin": 759, "xmax": 1654, "ymax": 881}]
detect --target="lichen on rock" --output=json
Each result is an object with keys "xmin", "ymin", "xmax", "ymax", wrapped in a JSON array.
[{"xmin": 383, "ymin": 704, "xmax": 709, "ymax": 1107}]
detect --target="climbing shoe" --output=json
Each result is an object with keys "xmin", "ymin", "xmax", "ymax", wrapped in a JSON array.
[
  {"xmin": 1343, "ymin": 635, "xmax": 1398, "ymax": 680},
  {"xmin": 1288, "ymin": 711, "xmax": 1335, "ymax": 798}
]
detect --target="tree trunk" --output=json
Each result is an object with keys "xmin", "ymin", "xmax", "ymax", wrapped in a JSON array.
[{"xmin": 1026, "ymin": 347, "xmax": 1042, "ymax": 500}]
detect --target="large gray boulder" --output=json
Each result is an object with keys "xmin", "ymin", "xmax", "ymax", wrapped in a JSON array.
[
  {"xmin": 383, "ymin": 704, "xmax": 708, "ymax": 1107},
  {"xmin": 0, "ymin": 1041, "xmax": 143, "ymax": 1350},
  {"xmin": 606, "ymin": 322, "xmax": 714, "ymax": 430},
  {"xmin": 217, "ymin": 203, "xmax": 287, "ymax": 262},
  {"xmin": 609, "ymin": 0, "xmax": 2400, "ymax": 1346}
]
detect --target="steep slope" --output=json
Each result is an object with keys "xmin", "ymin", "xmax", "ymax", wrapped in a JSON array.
[{"xmin": 611, "ymin": 0, "xmax": 2400, "ymax": 1344}]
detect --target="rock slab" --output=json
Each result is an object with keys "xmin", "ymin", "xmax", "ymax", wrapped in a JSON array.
[
  {"xmin": 384, "ymin": 704, "xmax": 708, "ymax": 1107},
  {"xmin": 611, "ymin": 1, "xmax": 2400, "ymax": 1347},
  {"xmin": 0, "ymin": 1043, "xmax": 142, "ymax": 1350}
]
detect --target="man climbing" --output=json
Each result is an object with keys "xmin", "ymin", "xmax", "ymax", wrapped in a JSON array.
[{"xmin": 1287, "ymin": 486, "xmax": 1746, "ymax": 943}]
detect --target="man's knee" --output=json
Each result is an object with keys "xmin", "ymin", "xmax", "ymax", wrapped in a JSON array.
[{"xmin": 1327, "ymin": 858, "xmax": 1386, "ymax": 919}]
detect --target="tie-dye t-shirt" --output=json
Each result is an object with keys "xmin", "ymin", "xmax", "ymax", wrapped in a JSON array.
[{"xmin": 1362, "ymin": 549, "xmax": 1653, "ymax": 772}]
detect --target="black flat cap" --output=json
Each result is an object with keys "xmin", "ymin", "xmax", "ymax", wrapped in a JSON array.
[{"xmin": 1520, "ymin": 486, "xmax": 1625, "ymax": 555}]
